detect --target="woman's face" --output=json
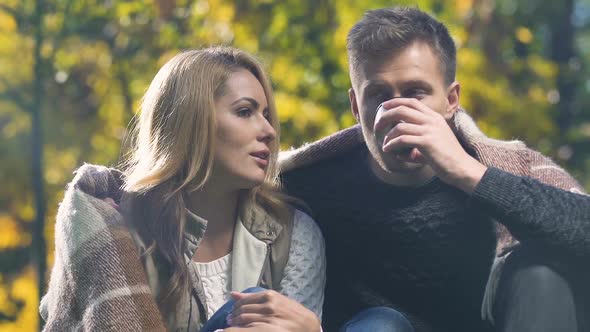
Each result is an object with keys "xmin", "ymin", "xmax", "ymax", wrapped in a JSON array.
[{"xmin": 211, "ymin": 69, "xmax": 276, "ymax": 190}]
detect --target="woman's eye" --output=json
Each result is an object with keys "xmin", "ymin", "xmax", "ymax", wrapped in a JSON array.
[
  {"xmin": 237, "ymin": 107, "xmax": 253, "ymax": 117},
  {"xmin": 263, "ymin": 110, "xmax": 270, "ymax": 120}
]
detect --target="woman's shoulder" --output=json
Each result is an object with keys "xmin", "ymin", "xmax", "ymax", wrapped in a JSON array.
[
  {"xmin": 55, "ymin": 163, "xmax": 131, "ymax": 258},
  {"xmin": 291, "ymin": 209, "xmax": 324, "ymax": 246},
  {"xmin": 69, "ymin": 163, "xmax": 125, "ymax": 201}
]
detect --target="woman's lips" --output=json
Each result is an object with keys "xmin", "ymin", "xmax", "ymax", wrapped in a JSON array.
[{"xmin": 250, "ymin": 151, "xmax": 269, "ymax": 167}]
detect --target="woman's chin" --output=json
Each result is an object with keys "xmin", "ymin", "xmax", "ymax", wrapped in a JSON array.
[{"xmin": 235, "ymin": 173, "xmax": 266, "ymax": 190}]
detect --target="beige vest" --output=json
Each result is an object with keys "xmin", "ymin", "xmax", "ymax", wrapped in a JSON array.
[{"xmin": 130, "ymin": 208, "xmax": 294, "ymax": 331}]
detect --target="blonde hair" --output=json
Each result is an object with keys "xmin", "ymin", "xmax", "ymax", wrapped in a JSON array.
[{"xmin": 120, "ymin": 46, "xmax": 291, "ymax": 317}]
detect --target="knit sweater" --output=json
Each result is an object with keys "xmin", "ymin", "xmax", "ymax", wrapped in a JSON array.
[
  {"xmin": 279, "ymin": 109, "xmax": 589, "ymax": 332},
  {"xmin": 194, "ymin": 211, "xmax": 327, "ymax": 320},
  {"xmin": 283, "ymin": 146, "xmax": 496, "ymax": 331},
  {"xmin": 194, "ymin": 253, "xmax": 233, "ymax": 319}
]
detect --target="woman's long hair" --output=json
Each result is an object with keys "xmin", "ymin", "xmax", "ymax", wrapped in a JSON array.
[{"xmin": 119, "ymin": 46, "xmax": 291, "ymax": 318}]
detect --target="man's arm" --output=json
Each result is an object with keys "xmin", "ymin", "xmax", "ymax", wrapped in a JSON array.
[
  {"xmin": 378, "ymin": 98, "xmax": 590, "ymax": 259},
  {"xmin": 472, "ymin": 167, "xmax": 590, "ymax": 259}
]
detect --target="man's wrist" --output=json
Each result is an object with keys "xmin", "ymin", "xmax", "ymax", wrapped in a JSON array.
[{"xmin": 447, "ymin": 157, "xmax": 487, "ymax": 194}]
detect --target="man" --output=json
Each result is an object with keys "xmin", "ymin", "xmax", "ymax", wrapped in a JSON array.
[{"xmin": 280, "ymin": 7, "xmax": 590, "ymax": 332}]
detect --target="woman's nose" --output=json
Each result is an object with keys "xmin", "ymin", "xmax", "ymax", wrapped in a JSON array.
[{"xmin": 258, "ymin": 117, "xmax": 276, "ymax": 143}]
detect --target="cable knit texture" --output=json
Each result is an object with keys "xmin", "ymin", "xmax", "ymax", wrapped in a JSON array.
[
  {"xmin": 279, "ymin": 209, "xmax": 326, "ymax": 319},
  {"xmin": 193, "ymin": 210, "xmax": 326, "ymax": 320},
  {"xmin": 195, "ymin": 253, "xmax": 233, "ymax": 319}
]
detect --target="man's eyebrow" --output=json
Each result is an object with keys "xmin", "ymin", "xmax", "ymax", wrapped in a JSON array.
[
  {"xmin": 362, "ymin": 80, "xmax": 389, "ymax": 91},
  {"xmin": 399, "ymin": 80, "xmax": 433, "ymax": 90},
  {"xmin": 231, "ymin": 97, "xmax": 260, "ymax": 109}
]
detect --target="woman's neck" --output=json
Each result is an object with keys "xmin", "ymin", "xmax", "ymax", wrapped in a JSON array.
[{"xmin": 186, "ymin": 185, "xmax": 240, "ymax": 262}]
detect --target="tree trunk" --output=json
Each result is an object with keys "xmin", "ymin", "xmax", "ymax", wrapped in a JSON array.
[
  {"xmin": 32, "ymin": 0, "xmax": 47, "ymax": 330},
  {"xmin": 550, "ymin": 0, "xmax": 576, "ymax": 136}
]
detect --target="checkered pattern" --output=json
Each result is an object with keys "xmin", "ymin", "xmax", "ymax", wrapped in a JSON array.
[{"xmin": 40, "ymin": 164, "xmax": 166, "ymax": 331}]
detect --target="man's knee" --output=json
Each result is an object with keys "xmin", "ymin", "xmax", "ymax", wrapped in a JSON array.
[
  {"xmin": 340, "ymin": 306, "xmax": 414, "ymax": 332},
  {"xmin": 510, "ymin": 264, "xmax": 572, "ymax": 294},
  {"xmin": 495, "ymin": 256, "xmax": 580, "ymax": 332}
]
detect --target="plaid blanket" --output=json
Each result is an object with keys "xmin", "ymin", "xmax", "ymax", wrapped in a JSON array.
[{"xmin": 40, "ymin": 164, "xmax": 166, "ymax": 331}]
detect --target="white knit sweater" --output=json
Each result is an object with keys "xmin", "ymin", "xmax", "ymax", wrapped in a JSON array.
[
  {"xmin": 195, "ymin": 253, "xmax": 233, "ymax": 318},
  {"xmin": 194, "ymin": 210, "xmax": 326, "ymax": 319}
]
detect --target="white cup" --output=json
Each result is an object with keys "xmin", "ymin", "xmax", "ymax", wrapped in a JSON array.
[{"xmin": 375, "ymin": 103, "xmax": 411, "ymax": 156}]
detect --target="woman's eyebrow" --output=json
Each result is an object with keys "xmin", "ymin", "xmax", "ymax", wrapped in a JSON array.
[{"xmin": 231, "ymin": 97, "xmax": 260, "ymax": 109}]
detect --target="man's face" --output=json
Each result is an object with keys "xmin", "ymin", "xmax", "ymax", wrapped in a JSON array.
[{"xmin": 349, "ymin": 41, "xmax": 459, "ymax": 175}]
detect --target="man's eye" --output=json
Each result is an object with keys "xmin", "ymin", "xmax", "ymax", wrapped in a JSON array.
[
  {"xmin": 237, "ymin": 108, "xmax": 253, "ymax": 117},
  {"xmin": 367, "ymin": 92, "xmax": 391, "ymax": 106},
  {"xmin": 369, "ymin": 90, "xmax": 389, "ymax": 99},
  {"xmin": 405, "ymin": 89, "xmax": 426, "ymax": 98}
]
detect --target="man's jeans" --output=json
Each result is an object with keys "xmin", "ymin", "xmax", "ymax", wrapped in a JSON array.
[{"xmin": 340, "ymin": 306, "xmax": 414, "ymax": 332}]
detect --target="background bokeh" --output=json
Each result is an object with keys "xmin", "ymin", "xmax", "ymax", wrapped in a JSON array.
[{"xmin": 1, "ymin": 0, "xmax": 590, "ymax": 330}]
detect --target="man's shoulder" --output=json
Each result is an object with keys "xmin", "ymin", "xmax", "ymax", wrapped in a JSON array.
[
  {"xmin": 281, "ymin": 143, "xmax": 365, "ymax": 183},
  {"xmin": 453, "ymin": 110, "xmax": 584, "ymax": 192},
  {"xmin": 279, "ymin": 125, "xmax": 365, "ymax": 173}
]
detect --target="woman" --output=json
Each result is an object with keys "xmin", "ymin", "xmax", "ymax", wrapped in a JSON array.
[{"xmin": 40, "ymin": 47, "xmax": 325, "ymax": 332}]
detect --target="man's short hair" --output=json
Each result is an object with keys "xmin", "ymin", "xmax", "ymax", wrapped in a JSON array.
[{"xmin": 347, "ymin": 7, "xmax": 456, "ymax": 86}]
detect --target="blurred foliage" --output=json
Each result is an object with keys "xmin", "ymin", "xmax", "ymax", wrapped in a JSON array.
[{"xmin": 1, "ymin": 0, "xmax": 590, "ymax": 330}]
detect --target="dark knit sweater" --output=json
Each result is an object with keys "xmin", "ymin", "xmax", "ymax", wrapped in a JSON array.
[{"xmin": 283, "ymin": 145, "xmax": 590, "ymax": 332}]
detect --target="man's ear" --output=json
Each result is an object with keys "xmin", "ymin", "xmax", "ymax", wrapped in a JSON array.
[
  {"xmin": 349, "ymin": 88, "xmax": 360, "ymax": 123},
  {"xmin": 444, "ymin": 81, "xmax": 461, "ymax": 120}
]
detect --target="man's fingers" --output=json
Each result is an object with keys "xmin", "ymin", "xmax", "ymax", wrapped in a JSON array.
[
  {"xmin": 374, "ymin": 105, "xmax": 428, "ymax": 133},
  {"xmin": 382, "ymin": 134, "xmax": 423, "ymax": 153},
  {"xmin": 383, "ymin": 122, "xmax": 424, "ymax": 146}
]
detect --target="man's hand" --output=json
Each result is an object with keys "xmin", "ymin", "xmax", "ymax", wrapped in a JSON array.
[
  {"xmin": 227, "ymin": 290, "xmax": 321, "ymax": 332},
  {"xmin": 376, "ymin": 98, "xmax": 487, "ymax": 193}
]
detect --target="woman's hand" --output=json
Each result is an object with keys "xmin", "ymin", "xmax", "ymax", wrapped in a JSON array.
[
  {"xmin": 228, "ymin": 290, "xmax": 321, "ymax": 332},
  {"xmin": 223, "ymin": 322, "xmax": 290, "ymax": 332}
]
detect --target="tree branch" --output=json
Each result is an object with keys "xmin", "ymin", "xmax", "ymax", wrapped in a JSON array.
[
  {"xmin": 48, "ymin": 0, "xmax": 75, "ymax": 67},
  {"xmin": 0, "ymin": 4, "xmax": 18, "ymax": 18}
]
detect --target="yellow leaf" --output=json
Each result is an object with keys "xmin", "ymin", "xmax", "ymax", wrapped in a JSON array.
[
  {"xmin": 515, "ymin": 27, "xmax": 533, "ymax": 44},
  {"xmin": 0, "ymin": 215, "xmax": 29, "ymax": 249},
  {"xmin": 455, "ymin": 0, "xmax": 473, "ymax": 17},
  {"xmin": 0, "ymin": 267, "xmax": 38, "ymax": 331},
  {"xmin": 0, "ymin": 11, "xmax": 17, "ymax": 32}
]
